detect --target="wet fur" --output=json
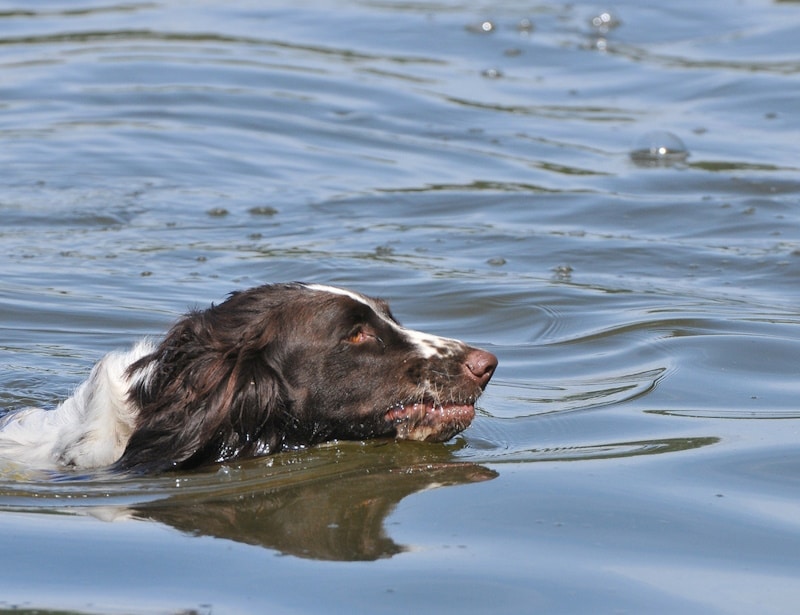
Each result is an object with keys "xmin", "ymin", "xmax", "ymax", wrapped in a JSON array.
[{"xmin": 0, "ymin": 283, "xmax": 497, "ymax": 474}]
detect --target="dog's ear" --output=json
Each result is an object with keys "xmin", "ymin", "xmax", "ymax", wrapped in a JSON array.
[
  {"xmin": 221, "ymin": 356, "xmax": 286, "ymax": 457},
  {"xmin": 114, "ymin": 320, "xmax": 287, "ymax": 474}
]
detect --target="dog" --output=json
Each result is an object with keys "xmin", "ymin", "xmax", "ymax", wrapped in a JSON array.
[{"xmin": 0, "ymin": 283, "xmax": 497, "ymax": 473}]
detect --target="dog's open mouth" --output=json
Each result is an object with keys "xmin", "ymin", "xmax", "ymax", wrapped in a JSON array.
[{"xmin": 385, "ymin": 400, "xmax": 476, "ymax": 442}]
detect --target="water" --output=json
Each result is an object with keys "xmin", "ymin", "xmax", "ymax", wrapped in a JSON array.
[{"xmin": 1, "ymin": 0, "xmax": 800, "ymax": 612}]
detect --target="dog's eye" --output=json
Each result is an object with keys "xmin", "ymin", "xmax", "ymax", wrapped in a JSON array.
[
  {"xmin": 347, "ymin": 329, "xmax": 372, "ymax": 344},
  {"xmin": 345, "ymin": 327, "xmax": 383, "ymax": 347}
]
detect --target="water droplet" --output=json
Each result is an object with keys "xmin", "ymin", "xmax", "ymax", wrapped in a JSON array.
[{"xmin": 629, "ymin": 131, "xmax": 689, "ymax": 166}]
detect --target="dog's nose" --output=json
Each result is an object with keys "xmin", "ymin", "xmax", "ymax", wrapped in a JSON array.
[{"xmin": 464, "ymin": 348, "xmax": 498, "ymax": 389}]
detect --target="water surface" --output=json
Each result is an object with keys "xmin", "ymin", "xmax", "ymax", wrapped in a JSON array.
[{"xmin": 1, "ymin": 1, "xmax": 800, "ymax": 613}]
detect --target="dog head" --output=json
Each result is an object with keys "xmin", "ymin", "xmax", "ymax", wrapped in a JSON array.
[{"xmin": 117, "ymin": 283, "xmax": 497, "ymax": 472}]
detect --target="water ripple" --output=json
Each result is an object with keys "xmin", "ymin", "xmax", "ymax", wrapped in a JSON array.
[
  {"xmin": 467, "ymin": 436, "xmax": 720, "ymax": 464},
  {"xmin": 490, "ymin": 366, "xmax": 666, "ymax": 417}
]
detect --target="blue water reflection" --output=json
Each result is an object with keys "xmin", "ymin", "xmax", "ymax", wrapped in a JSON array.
[{"xmin": 1, "ymin": 0, "xmax": 800, "ymax": 613}]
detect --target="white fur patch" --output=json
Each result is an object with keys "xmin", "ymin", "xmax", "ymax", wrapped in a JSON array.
[
  {"xmin": 303, "ymin": 283, "xmax": 460, "ymax": 359},
  {"xmin": 0, "ymin": 341, "xmax": 152, "ymax": 470}
]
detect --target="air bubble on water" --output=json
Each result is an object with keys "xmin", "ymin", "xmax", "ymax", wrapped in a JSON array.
[
  {"xmin": 590, "ymin": 11, "xmax": 620, "ymax": 33},
  {"xmin": 517, "ymin": 18, "xmax": 535, "ymax": 34},
  {"xmin": 552, "ymin": 264, "xmax": 573, "ymax": 281},
  {"xmin": 467, "ymin": 20, "xmax": 495, "ymax": 34},
  {"xmin": 629, "ymin": 131, "xmax": 689, "ymax": 167},
  {"xmin": 592, "ymin": 12, "xmax": 610, "ymax": 28}
]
